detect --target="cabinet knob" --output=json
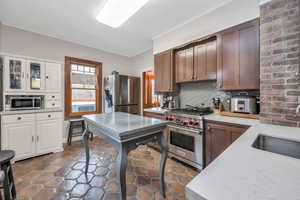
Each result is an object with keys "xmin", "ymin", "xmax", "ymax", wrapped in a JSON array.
[
  {"xmin": 52, "ymin": 103, "xmax": 55, "ymax": 106},
  {"xmin": 48, "ymin": 115, "xmax": 51, "ymax": 118},
  {"xmin": 52, "ymin": 96, "xmax": 55, "ymax": 98},
  {"xmin": 17, "ymin": 117, "xmax": 22, "ymax": 120},
  {"xmin": 46, "ymin": 76, "xmax": 49, "ymax": 79},
  {"xmin": 207, "ymin": 126, "xmax": 211, "ymax": 131}
]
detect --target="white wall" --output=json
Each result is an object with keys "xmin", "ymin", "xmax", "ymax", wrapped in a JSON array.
[
  {"xmin": 0, "ymin": 22, "xmax": 2, "ymax": 52},
  {"xmin": 130, "ymin": 49, "xmax": 154, "ymax": 74},
  {"xmin": 0, "ymin": 25, "xmax": 139, "ymax": 77},
  {"xmin": 153, "ymin": 0, "xmax": 260, "ymax": 54}
]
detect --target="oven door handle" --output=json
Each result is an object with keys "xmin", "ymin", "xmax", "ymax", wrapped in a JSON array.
[{"xmin": 167, "ymin": 125, "xmax": 203, "ymax": 135}]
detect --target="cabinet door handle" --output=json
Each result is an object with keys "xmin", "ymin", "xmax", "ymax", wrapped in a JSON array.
[
  {"xmin": 32, "ymin": 136, "xmax": 34, "ymax": 142},
  {"xmin": 27, "ymin": 73, "xmax": 29, "ymax": 79},
  {"xmin": 37, "ymin": 135, "xmax": 39, "ymax": 142},
  {"xmin": 17, "ymin": 117, "xmax": 22, "ymax": 120},
  {"xmin": 22, "ymin": 72, "xmax": 25, "ymax": 78},
  {"xmin": 52, "ymin": 96, "xmax": 55, "ymax": 98}
]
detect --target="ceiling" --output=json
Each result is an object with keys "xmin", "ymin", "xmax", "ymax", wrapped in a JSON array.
[{"xmin": 0, "ymin": 0, "xmax": 230, "ymax": 57}]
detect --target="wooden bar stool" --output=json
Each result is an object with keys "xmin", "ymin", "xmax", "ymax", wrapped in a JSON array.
[
  {"xmin": 0, "ymin": 150, "xmax": 16, "ymax": 200},
  {"xmin": 68, "ymin": 118, "xmax": 93, "ymax": 145}
]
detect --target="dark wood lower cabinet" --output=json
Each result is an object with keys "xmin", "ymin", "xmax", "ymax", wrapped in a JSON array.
[
  {"xmin": 143, "ymin": 111, "xmax": 164, "ymax": 120},
  {"xmin": 204, "ymin": 120, "xmax": 249, "ymax": 167}
]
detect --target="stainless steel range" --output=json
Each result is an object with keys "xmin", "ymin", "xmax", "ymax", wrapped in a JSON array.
[{"xmin": 165, "ymin": 106, "xmax": 212, "ymax": 171}]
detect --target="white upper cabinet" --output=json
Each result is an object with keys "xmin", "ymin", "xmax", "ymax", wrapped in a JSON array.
[
  {"xmin": 45, "ymin": 62, "xmax": 62, "ymax": 93},
  {"xmin": 4, "ymin": 56, "xmax": 61, "ymax": 93},
  {"xmin": 26, "ymin": 60, "xmax": 45, "ymax": 92},
  {"xmin": 4, "ymin": 57, "xmax": 27, "ymax": 92}
]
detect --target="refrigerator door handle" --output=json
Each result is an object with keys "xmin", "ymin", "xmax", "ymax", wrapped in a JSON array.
[{"xmin": 128, "ymin": 78, "xmax": 131, "ymax": 104}]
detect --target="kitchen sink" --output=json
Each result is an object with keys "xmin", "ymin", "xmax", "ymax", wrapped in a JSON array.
[{"xmin": 252, "ymin": 135, "xmax": 300, "ymax": 160}]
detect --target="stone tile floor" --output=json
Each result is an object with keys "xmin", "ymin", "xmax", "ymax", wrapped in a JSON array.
[{"xmin": 12, "ymin": 138, "xmax": 198, "ymax": 200}]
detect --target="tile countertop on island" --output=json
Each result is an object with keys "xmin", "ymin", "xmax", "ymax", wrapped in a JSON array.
[{"xmin": 186, "ymin": 114, "xmax": 300, "ymax": 200}]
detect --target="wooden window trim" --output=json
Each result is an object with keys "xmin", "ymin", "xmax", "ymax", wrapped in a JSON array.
[
  {"xmin": 142, "ymin": 71, "xmax": 159, "ymax": 109},
  {"xmin": 65, "ymin": 57, "xmax": 102, "ymax": 119}
]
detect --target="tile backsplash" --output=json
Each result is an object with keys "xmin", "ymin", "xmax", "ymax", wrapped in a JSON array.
[
  {"xmin": 179, "ymin": 81, "xmax": 226, "ymax": 108},
  {"xmin": 179, "ymin": 81, "xmax": 260, "ymax": 109}
]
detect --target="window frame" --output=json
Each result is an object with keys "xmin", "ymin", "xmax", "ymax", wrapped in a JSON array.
[
  {"xmin": 142, "ymin": 71, "xmax": 160, "ymax": 109},
  {"xmin": 65, "ymin": 57, "xmax": 102, "ymax": 119}
]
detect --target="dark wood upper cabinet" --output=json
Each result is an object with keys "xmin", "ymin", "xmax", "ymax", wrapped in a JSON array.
[
  {"xmin": 175, "ymin": 47, "xmax": 194, "ymax": 83},
  {"xmin": 154, "ymin": 49, "xmax": 177, "ymax": 92},
  {"xmin": 175, "ymin": 39, "xmax": 217, "ymax": 83},
  {"xmin": 205, "ymin": 120, "xmax": 249, "ymax": 167},
  {"xmin": 194, "ymin": 40, "xmax": 217, "ymax": 81},
  {"xmin": 217, "ymin": 19, "xmax": 260, "ymax": 90}
]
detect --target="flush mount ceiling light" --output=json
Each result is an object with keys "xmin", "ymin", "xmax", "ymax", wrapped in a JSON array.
[{"xmin": 96, "ymin": 0, "xmax": 150, "ymax": 28}]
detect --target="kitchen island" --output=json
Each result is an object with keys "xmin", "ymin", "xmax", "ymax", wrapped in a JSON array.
[
  {"xmin": 186, "ymin": 116, "xmax": 300, "ymax": 200},
  {"xmin": 82, "ymin": 112, "xmax": 168, "ymax": 200}
]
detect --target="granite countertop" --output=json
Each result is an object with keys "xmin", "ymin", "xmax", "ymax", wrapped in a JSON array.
[
  {"xmin": 143, "ymin": 107, "xmax": 169, "ymax": 115},
  {"xmin": 0, "ymin": 108, "xmax": 64, "ymax": 115},
  {"xmin": 83, "ymin": 112, "xmax": 168, "ymax": 142},
  {"xmin": 186, "ymin": 120, "xmax": 300, "ymax": 200}
]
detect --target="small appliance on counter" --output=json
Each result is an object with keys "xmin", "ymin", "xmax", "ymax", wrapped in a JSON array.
[
  {"xmin": 160, "ymin": 95, "xmax": 179, "ymax": 110},
  {"xmin": 231, "ymin": 95, "xmax": 258, "ymax": 114}
]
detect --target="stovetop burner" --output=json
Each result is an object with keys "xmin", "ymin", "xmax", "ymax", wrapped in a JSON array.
[{"xmin": 169, "ymin": 106, "xmax": 213, "ymax": 116}]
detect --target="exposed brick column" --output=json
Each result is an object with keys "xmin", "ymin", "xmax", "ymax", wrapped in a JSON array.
[{"xmin": 260, "ymin": 0, "xmax": 300, "ymax": 127}]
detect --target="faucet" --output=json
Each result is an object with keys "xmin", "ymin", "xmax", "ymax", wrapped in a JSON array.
[{"xmin": 297, "ymin": 105, "xmax": 300, "ymax": 115}]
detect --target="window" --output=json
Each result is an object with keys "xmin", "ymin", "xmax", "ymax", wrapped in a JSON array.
[
  {"xmin": 65, "ymin": 57, "xmax": 102, "ymax": 119},
  {"xmin": 143, "ymin": 71, "xmax": 160, "ymax": 108}
]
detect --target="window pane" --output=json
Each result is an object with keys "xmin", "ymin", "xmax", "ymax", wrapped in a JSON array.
[
  {"xmin": 78, "ymin": 65, "xmax": 84, "ymax": 72},
  {"xmin": 71, "ymin": 65, "xmax": 96, "ymax": 89},
  {"xmin": 71, "ymin": 64, "xmax": 77, "ymax": 71},
  {"xmin": 72, "ymin": 89, "xmax": 96, "ymax": 113}
]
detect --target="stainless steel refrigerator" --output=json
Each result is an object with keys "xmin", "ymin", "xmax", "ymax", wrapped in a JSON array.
[{"xmin": 104, "ymin": 74, "xmax": 140, "ymax": 114}]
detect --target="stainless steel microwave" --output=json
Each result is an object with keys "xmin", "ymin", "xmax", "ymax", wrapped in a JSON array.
[{"xmin": 5, "ymin": 96, "xmax": 42, "ymax": 111}]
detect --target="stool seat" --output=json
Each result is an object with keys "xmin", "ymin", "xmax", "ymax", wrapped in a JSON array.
[
  {"xmin": 69, "ymin": 118, "xmax": 84, "ymax": 122},
  {"xmin": 68, "ymin": 118, "xmax": 93, "ymax": 145},
  {"xmin": 0, "ymin": 150, "xmax": 15, "ymax": 164}
]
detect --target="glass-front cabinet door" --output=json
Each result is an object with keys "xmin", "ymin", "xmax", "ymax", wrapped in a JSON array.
[
  {"xmin": 27, "ymin": 60, "xmax": 44, "ymax": 91},
  {"xmin": 5, "ymin": 57, "xmax": 27, "ymax": 92}
]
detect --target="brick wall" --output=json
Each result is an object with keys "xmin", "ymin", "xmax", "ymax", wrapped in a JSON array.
[{"xmin": 260, "ymin": 0, "xmax": 300, "ymax": 127}]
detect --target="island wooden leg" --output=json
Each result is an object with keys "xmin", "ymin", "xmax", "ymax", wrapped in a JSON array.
[
  {"xmin": 82, "ymin": 121, "xmax": 90, "ymax": 174},
  {"xmin": 117, "ymin": 145, "xmax": 128, "ymax": 200},
  {"xmin": 159, "ymin": 134, "xmax": 168, "ymax": 198}
]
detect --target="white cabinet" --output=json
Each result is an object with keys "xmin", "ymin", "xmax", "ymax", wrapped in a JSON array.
[
  {"xmin": 4, "ymin": 56, "xmax": 61, "ymax": 93},
  {"xmin": 2, "ymin": 122, "xmax": 36, "ymax": 161},
  {"xmin": 36, "ymin": 119, "xmax": 62, "ymax": 155},
  {"xmin": 4, "ymin": 57, "xmax": 27, "ymax": 92},
  {"xmin": 26, "ymin": 60, "xmax": 45, "ymax": 92},
  {"xmin": 45, "ymin": 62, "xmax": 62, "ymax": 93},
  {"xmin": 1, "ymin": 112, "xmax": 63, "ymax": 161}
]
